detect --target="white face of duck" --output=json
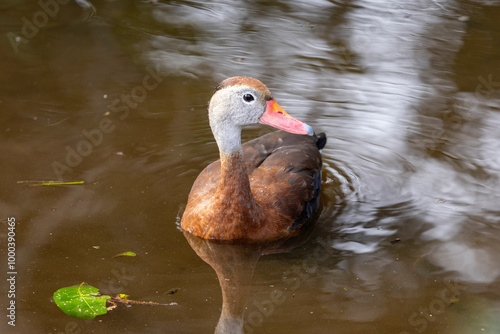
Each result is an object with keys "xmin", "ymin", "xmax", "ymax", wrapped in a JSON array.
[
  {"xmin": 209, "ymin": 84, "xmax": 267, "ymax": 132},
  {"xmin": 208, "ymin": 80, "xmax": 314, "ymax": 156}
]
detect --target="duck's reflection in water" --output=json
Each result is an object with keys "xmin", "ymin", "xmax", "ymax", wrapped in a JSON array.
[{"xmin": 183, "ymin": 224, "xmax": 315, "ymax": 334}]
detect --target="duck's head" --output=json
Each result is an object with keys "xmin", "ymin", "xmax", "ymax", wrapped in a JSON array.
[{"xmin": 208, "ymin": 76, "xmax": 314, "ymax": 155}]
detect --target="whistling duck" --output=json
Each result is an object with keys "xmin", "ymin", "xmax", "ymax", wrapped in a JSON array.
[{"xmin": 181, "ymin": 76, "xmax": 326, "ymax": 242}]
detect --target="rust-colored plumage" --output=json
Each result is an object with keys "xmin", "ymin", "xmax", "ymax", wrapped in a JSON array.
[{"xmin": 181, "ymin": 77, "xmax": 326, "ymax": 242}]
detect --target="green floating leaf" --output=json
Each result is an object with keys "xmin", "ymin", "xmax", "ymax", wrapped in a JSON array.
[
  {"xmin": 118, "ymin": 293, "xmax": 130, "ymax": 300},
  {"xmin": 53, "ymin": 282, "xmax": 111, "ymax": 319},
  {"xmin": 17, "ymin": 180, "xmax": 85, "ymax": 186},
  {"xmin": 113, "ymin": 251, "xmax": 137, "ymax": 258}
]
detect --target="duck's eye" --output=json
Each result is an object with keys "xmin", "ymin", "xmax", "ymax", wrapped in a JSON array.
[{"xmin": 243, "ymin": 94, "xmax": 255, "ymax": 103}]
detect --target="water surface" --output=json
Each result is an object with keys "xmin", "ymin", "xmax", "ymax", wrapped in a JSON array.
[{"xmin": 1, "ymin": 0, "xmax": 500, "ymax": 333}]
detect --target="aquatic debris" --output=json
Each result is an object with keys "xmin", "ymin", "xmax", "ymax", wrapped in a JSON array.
[
  {"xmin": 390, "ymin": 238, "xmax": 401, "ymax": 245},
  {"xmin": 53, "ymin": 283, "xmax": 177, "ymax": 320},
  {"xmin": 53, "ymin": 283, "xmax": 110, "ymax": 319},
  {"xmin": 113, "ymin": 251, "xmax": 137, "ymax": 258},
  {"xmin": 17, "ymin": 180, "xmax": 85, "ymax": 186}
]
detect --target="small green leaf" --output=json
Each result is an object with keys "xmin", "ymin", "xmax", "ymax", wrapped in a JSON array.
[
  {"xmin": 118, "ymin": 293, "xmax": 130, "ymax": 300},
  {"xmin": 17, "ymin": 180, "xmax": 85, "ymax": 186},
  {"xmin": 53, "ymin": 283, "xmax": 111, "ymax": 319},
  {"xmin": 113, "ymin": 251, "xmax": 137, "ymax": 258}
]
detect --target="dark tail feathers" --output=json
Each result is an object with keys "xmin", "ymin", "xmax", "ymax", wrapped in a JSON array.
[{"xmin": 316, "ymin": 132, "xmax": 326, "ymax": 150}]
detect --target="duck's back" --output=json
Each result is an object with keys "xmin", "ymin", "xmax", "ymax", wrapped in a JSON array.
[{"xmin": 243, "ymin": 130, "xmax": 325, "ymax": 227}]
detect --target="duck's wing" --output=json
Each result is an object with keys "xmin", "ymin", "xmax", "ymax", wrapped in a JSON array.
[{"xmin": 243, "ymin": 130, "xmax": 326, "ymax": 228}]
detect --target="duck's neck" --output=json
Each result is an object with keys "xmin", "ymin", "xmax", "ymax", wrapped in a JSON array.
[
  {"xmin": 212, "ymin": 123, "xmax": 261, "ymax": 223},
  {"xmin": 212, "ymin": 122, "xmax": 247, "ymax": 192},
  {"xmin": 218, "ymin": 152, "xmax": 253, "ymax": 201},
  {"xmin": 212, "ymin": 122, "xmax": 243, "ymax": 157},
  {"xmin": 212, "ymin": 150, "xmax": 265, "ymax": 239},
  {"xmin": 214, "ymin": 126, "xmax": 262, "ymax": 216}
]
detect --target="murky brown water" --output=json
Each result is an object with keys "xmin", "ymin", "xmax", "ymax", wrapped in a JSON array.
[{"xmin": 1, "ymin": 0, "xmax": 500, "ymax": 333}]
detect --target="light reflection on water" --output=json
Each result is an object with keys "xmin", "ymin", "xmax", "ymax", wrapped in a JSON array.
[{"xmin": 1, "ymin": 0, "xmax": 500, "ymax": 333}]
